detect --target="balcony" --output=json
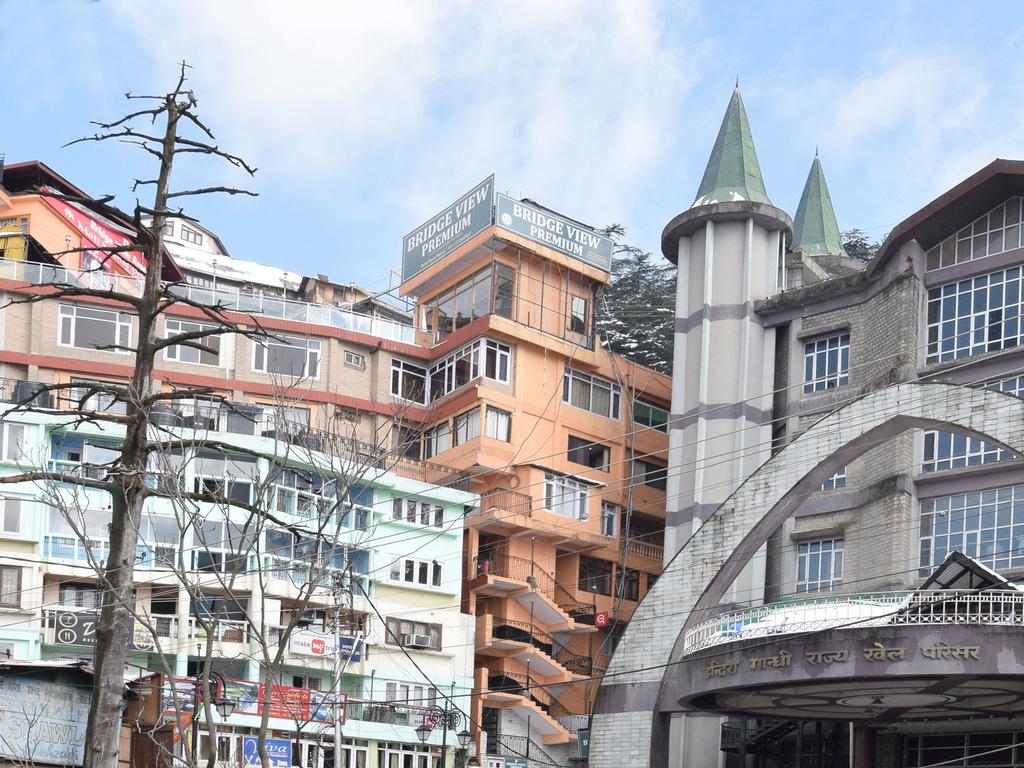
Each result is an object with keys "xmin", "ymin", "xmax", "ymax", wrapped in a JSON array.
[
  {"xmin": 682, "ymin": 589, "xmax": 1024, "ymax": 655},
  {"xmin": 472, "ymin": 553, "xmax": 596, "ymax": 629},
  {"xmin": 625, "ymin": 538, "xmax": 664, "ymax": 562}
]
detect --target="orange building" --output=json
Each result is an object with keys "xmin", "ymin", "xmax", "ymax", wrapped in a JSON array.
[{"xmin": 399, "ymin": 184, "xmax": 671, "ymax": 765}]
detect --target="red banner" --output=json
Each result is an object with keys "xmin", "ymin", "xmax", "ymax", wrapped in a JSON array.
[
  {"xmin": 41, "ymin": 195, "xmax": 147, "ymax": 276},
  {"xmin": 267, "ymin": 685, "xmax": 311, "ymax": 720}
]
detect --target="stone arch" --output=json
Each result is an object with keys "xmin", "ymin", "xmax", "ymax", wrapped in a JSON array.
[{"xmin": 590, "ymin": 382, "xmax": 1024, "ymax": 768}]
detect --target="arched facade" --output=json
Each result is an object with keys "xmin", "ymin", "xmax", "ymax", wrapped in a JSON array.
[{"xmin": 591, "ymin": 382, "xmax": 1024, "ymax": 768}]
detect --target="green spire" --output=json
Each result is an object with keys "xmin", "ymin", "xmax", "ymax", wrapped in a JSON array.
[
  {"xmin": 792, "ymin": 151, "xmax": 848, "ymax": 258},
  {"xmin": 692, "ymin": 85, "xmax": 772, "ymax": 208}
]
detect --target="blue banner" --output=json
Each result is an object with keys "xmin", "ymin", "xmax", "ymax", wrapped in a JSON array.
[{"xmin": 242, "ymin": 737, "xmax": 291, "ymax": 767}]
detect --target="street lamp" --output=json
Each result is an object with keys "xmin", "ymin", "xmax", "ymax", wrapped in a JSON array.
[
  {"xmin": 416, "ymin": 703, "xmax": 465, "ymax": 766},
  {"xmin": 190, "ymin": 671, "xmax": 238, "ymax": 762}
]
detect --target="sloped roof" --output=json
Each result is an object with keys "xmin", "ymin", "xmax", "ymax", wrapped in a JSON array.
[
  {"xmin": 692, "ymin": 86, "xmax": 772, "ymax": 208},
  {"xmin": 792, "ymin": 153, "xmax": 848, "ymax": 258}
]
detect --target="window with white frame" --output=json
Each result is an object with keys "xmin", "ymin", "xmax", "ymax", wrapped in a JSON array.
[
  {"xmin": 926, "ymin": 197, "xmax": 1024, "ymax": 270},
  {"xmin": 0, "ymin": 499, "xmax": 22, "ymax": 536},
  {"xmin": 388, "ymin": 557, "xmax": 442, "ymax": 588},
  {"xmin": 0, "ymin": 566, "xmax": 20, "ymax": 608},
  {"xmin": 59, "ymin": 582, "xmax": 101, "ymax": 609},
  {"xmin": 344, "ymin": 350, "xmax": 365, "ymax": 369},
  {"xmin": 600, "ymin": 501, "xmax": 618, "ymax": 537},
  {"xmin": 391, "ymin": 359, "xmax": 427, "ymax": 404},
  {"xmin": 161, "ymin": 221, "xmax": 174, "ymax": 237},
  {"xmin": 926, "ymin": 266, "xmax": 1024, "ymax": 364},
  {"xmin": 563, "ymin": 369, "xmax": 621, "ymax": 419},
  {"xmin": 803, "ymin": 334, "xmax": 849, "ymax": 393},
  {"xmin": 192, "ymin": 519, "xmax": 253, "ymax": 573},
  {"xmin": 428, "ymin": 338, "xmax": 511, "ymax": 402},
  {"xmin": 484, "ymin": 406, "xmax": 512, "ymax": 441},
  {"xmin": 919, "ymin": 485, "xmax": 1024, "ymax": 574},
  {"xmin": 165, "ymin": 318, "xmax": 221, "ymax": 366},
  {"xmin": 58, "ymin": 305, "xmax": 132, "ymax": 353},
  {"xmin": 544, "ymin": 473, "xmax": 589, "ymax": 520},
  {"xmin": 423, "ymin": 422, "xmax": 450, "ymax": 459},
  {"xmin": 452, "ymin": 408, "xmax": 480, "ymax": 446},
  {"xmin": 252, "ymin": 334, "xmax": 320, "ymax": 378},
  {"xmin": 383, "ymin": 680, "xmax": 439, "ymax": 706},
  {"xmin": 821, "ymin": 467, "xmax": 847, "ymax": 490},
  {"xmin": 633, "ymin": 399, "xmax": 669, "ymax": 432},
  {"xmin": 192, "ymin": 452, "xmax": 258, "ymax": 504},
  {"xmin": 796, "ymin": 539, "xmax": 843, "ymax": 593},
  {"xmin": 0, "ymin": 424, "xmax": 27, "ymax": 462},
  {"xmin": 385, "ymin": 617, "xmax": 443, "ymax": 651},
  {"xmin": 181, "ymin": 225, "xmax": 204, "ymax": 245},
  {"xmin": 391, "ymin": 499, "xmax": 444, "ymax": 529},
  {"xmin": 922, "ymin": 430, "xmax": 1009, "ymax": 473},
  {"xmin": 569, "ymin": 295, "xmax": 588, "ymax": 335}
]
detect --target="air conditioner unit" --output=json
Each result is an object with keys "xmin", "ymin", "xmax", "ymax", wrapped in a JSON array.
[{"xmin": 403, "ymin": 633, "xmax": 433, "ymax": 649}]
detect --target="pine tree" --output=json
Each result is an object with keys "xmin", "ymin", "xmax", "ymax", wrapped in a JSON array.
[{"xmin": 596, "ymin": 226, "xmax": 675, "ymax": 374}]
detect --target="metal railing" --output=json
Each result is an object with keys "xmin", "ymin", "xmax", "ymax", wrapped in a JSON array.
[
  {"xmin": 554, "ymin": 647, "xmax": 593, "ymax": 676},
  {"xmin": 487, "ymin": 734, "xmax": 561, "ymax": 766},
  {"xmin": 474, "ymin": 551, "xmax": 596, "ymax": 620},
  {"xmin": 684, "ymin": 589, "xmax": 1024, "ymax": 655}
]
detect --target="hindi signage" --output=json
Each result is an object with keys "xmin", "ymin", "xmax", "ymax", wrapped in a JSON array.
[
  {"xmin": 402, "ymin": 175, "xmax": 495, "ymax": 281},
  {"xmin": 496, "ymin": 194, "xmax": 613, "ymax": 272}
]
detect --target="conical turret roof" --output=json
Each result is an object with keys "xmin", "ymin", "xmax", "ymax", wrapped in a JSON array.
[
  {"xmin": 692, "ymin": 86, "xmax": 772, "ymax": 208},
  {"xmin": 792, "ymin": 152, "xmax": 848, "ymax": 258}
]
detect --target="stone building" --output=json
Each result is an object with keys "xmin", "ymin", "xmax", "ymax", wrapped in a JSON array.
[{"xmin": 592, "ymin": 85, "xmax": 1024, "ymax": 768}]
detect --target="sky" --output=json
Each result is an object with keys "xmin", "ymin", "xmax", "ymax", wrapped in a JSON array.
[{"xmin": 2, "ymin": 0, "xmax": 1023, "ymax": 296}]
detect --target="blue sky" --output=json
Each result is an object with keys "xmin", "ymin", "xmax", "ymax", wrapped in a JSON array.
[{"xmin": 2, "ymin": 1, "xmax": 1022, "ymax": 295}]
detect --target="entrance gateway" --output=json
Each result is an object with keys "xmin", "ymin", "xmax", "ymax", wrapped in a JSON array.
[{"xmin": 590, "ymin": 383, "xmax": 1024, "ymax": 767}]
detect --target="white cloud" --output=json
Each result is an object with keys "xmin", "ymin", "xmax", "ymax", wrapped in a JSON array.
[{"xmin": 107, "ymin": 0, "xmax": 694, "ymax": 231}]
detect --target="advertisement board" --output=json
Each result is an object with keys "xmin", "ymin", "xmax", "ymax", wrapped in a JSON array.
[
  {"xmin": 52, "ymin": 610, "xmax": 156, "ymax": 652},
  {"xmin": 495, "ymin": 194, "xmax": 613, "ymax": 272},
  {"xmin": 402, "ymin": 175, "xmax": 494, "ymax": 281},
  {"xmin": 578, "ymin": 728, "xmax": 591, "ymax": 759},
  {"xmin": 289, "ymin": 630, "xmax": 363, "ymax": 662},
  {"xmin": 41, "ymin": 195, "xmax": 146, "ymax": 277},
  {"xmin": 242, "ymin": 736, "xmax": 291, "ymax": 767},
  {"xmin": 0, "ymin": 676, "xmax": 92, "ymax": 766}
]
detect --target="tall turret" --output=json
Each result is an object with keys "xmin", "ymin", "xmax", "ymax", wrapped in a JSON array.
[
  {"xmin": 659, "ymin": 82, "xmax": 793, "ymax": 768},
  {"xmin": 792, "ymin": 151, "xmax": 848, "ymax": 258}
]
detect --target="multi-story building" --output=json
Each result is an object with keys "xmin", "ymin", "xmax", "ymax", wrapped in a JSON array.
[
  {"xmin": 0, "ymin": 160, "xmax": 478, "ymax": 767},
  {"xmin": 397, "ymin": 181, "xmax": 671, "ymax": 767},
  {"xmin": 597, "ymin": 85, "xmax": 1024, "ymax": 767}
]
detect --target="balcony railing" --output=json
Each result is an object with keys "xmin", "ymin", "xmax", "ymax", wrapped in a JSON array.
[
  {"xmin": 683, "ymin": 589, "xmax": 1024, "ymax": 655},
  {"xmin": 474, "ymin": 552, "xmax": 596, "ymax": 620},
  {"xmin": 626, "ymin": 538, "xmax": 664, "ymax": 561},
  {"xmin": 475, "ymin": 488, "xmax": 533, "ymax": 518}
]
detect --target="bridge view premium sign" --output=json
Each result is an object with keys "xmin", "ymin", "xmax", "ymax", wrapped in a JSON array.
[
  {"xmin": 495, "ymin": 194, "xmax": 613, "ymax": 272},
  {"xmin": 402, "ymin": 175, "xmax": 495, "ymax": 281}
]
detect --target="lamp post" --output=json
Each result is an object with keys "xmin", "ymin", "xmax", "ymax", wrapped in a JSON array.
[
  {"xmin": 415, "ymin": 701, "xmax": 472, "ymax": 767},
  {"xmin": 189, "ymin": 670, "xmax": 237, "ymax": 764}
]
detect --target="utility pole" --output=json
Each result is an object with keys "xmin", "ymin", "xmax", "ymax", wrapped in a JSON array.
[{"xmin": 332, "ymin": 565, "xmax": 362, "ymax": 768}]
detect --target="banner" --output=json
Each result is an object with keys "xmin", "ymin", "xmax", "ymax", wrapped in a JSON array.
[
  {"xmin": 496, "ymin": 194, "xmax": 613, "ymax": 272},
  {"xmin": 223, "ymin": 678, "xmax": 262, "ymax": 716},
  {"xmin": 402, "ymin": 175, "xmax": 494, "ymax": 281},
  {"xmin": 242, "ymin": 737, "xmax": 291, "ymax": 768},
  {"xmin": 52, "ymin": 610, "xmax": 156, "ymax": 652},
  {"xmin": 289, "ymin": 630, "xmax": 363, "ymax": 662},
  {"xmin": 267, "ymin": 685, "xmax": 311, "ymax": 720},
  {"xmin": 41, "ymin": 195, "xmax": 146, "ymax": 277}
]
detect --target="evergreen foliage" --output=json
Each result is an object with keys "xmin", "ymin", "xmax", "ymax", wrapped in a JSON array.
[{"xmin": 596, "ymin": 225, "xmax": 675, "ymax": 374}]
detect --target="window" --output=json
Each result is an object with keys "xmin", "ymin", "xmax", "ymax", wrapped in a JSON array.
[
  {"xmin": 0, "ymin": 567, "xmax": 20, "ymax": 607},
  {"xmin": 192, "ymin": 452, "xmax": 258, "ymax": 505},
  {"xmin": 383, "ymin": 681, "xmax": 438, "ymax": 706},
  {"xmin": 192, "ymin": 519, "xmax": 253, "ymax": 573},
  {"xmin": 632, "ymin": 458, "xmax": 667, "ymax": 491},
  {"xmin": 600, "ymin": 502, "xmax": 618, "ymax": 537},
  {"xmin": 926, "ymin": 266, "xmax": 1024, "ymax": 364},
  {"xmin": 181, "ymin": 225, "xmax": 204, "ymax": 245},
  {"xmin": 58, "ymin": 305, "xmax": 132, "ymax": 353},
  {"xmin": 821, "ymin": 467, "xmax": 847, "ymax": 490},
  {"xmin": 579, "ymin": 556, "xmax": 612, "ymax": 595},
  {"xmin": 161, "ymin": 221, "xmax": 174, "ymax": 237},
  {"xmin": 0, "ymin": 425, "xmax": 26, "ymax": 462},
  {"xmin": 0, "ymin": 499, "xmax": 22, "ymax": 536},
  {"xmin": 484, "ymin": 406, "xmax": 512, "ymax": 442},
  {"xmin": 617, "ymin": 567, "xmax": 640, "ymax": 601},
  {"xmin": 344, "ymin": 350, "xmax": 365, "ymax": 369},
  {"xmin": 424, "ymin": 263, "xmax": 515, "ymax": 336},
  {"xmin": 0, "ymin": 217, "xmax": 28, "ymax": 233},
  {"xmin": 393, "ymin": 426, "xmax": 422, "ymax": 460},
  {"xmin": 165, "ymin": 319, "xmax": 221, "ymax": 365},
  {"xmin": 919, "ymin": 485, "xmax": 1024, "ymax": 574},
  {"xmin": 452, "ymin": 409, "xmax": 480, "ymax": 446},
  {"xmin": 59, "ymin": 583, "xmax": 101, "ymax": 609},
  {"xmin": 427, "ymin": 338, "xmax": 512, "ymax": 402},
  {"xmin": 544, "ymin": 473, "xmax": 589, "ymax": 520},
  {"xmin": 391, "ymin": 360, "xmax": 427, "ymax": 404},
  {"xmin": 69, "ymin": 380, "xmax": 129, "ymax": 415},
  {"xmin": 796, "ymin": 539, "xmax": 843, "ymax": 593},
  {"xmin": 633, "ymin": 399, "xmax": 669, "ymax": 432},
  {"xmin": 423, "ymin": 422, "xmax": 450, "ymax": 459},
  {"xmin": 922, "ymin": 430, "xmax": 1009, "ymax": 473},
  {"xmin": 253, "ymin": 334, "xmax": 320, "ymax": 378},
  {"xmin": 563, "ymin": 369, "xmax": 621, "ymax": 419},
  {"xmin": 388, "ymin": 557, "xmax": 442, "ymax": 588},
  {"xmin": 385, "ymin": 617, "xmax": 442, "ymax": 650},
  {"xmin": 569, "ymin": 295, "xmax": 588, "ymax": 335},
  {"xmin": 292, "ymin": 674, "xmax": 322, "ymax": 690},
  {"xmin": 391, "ymin": 499, "xmax": 444, "ymax": 529},
  {"xmin": 927, "ymin": 197, "xmax": 1024, "ymax": 270},
  {"xmin": 803, "ymin": 334, "xmax": 849, "ymax": 393},
  {"xmin": 568, "ymin": 436, "xmax": 610, "ymax": 471}
]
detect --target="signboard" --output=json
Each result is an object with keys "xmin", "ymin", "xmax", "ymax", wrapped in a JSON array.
[
  {"xmin": 288, "ymin": 631, "xmax": 363, "ymax": 662},
  {"xmin": 41, "ymin": 195, "xmax": 146, "ymax": 277},
  {"xmin": 0, "ymin": 676, "xmax": 92, "ymax": 766},
  {"xmin": 223, "ymin": 678, "xmax": 262, "ymax": 716},
  {"xmin": 402, "ymin": 175, "xmax": 495, "ymax": 281},
  {"xmin": 578, "ymin": 728, "xmax": 590, "ymax": 760},
  {"xmin": 53, "ymin": 611, "xmax": 156, "ymax": 652},
  {"xmin": 267, "ymin": 685, "xmax": 311, "ymax": 720},
  {"xmin": 242, "ymin": 736, "xmax": 291, "ymax": 767},
  {"xmin": 242, "ymin": 737, "xmax": 291, "ymax": 767},
  {"xmin": 594, "ymin": 611, "xmax": 609, "ymax": 628},
  {"xmin": 496, "ymin": 194, "xmax": 613, "ymax": 272},
  {"xmin": 504, "ymin": 758, "xmax": 529, "ymax": 768}
]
